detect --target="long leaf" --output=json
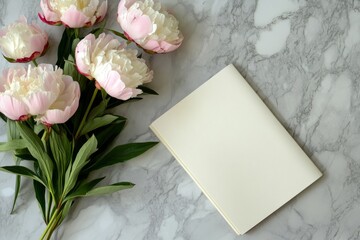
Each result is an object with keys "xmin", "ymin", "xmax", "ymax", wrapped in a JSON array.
[
  {"xmin": 94, "ymin": 118, "xmax": 126, "ymax": 150},
  {"xmin": 0, "ymin": 139, "xmax": 27, "ymax": 152},
  {"xmin": 85, "ymin": 182, "xmax": 135, "ymax": 197},
  {"xmin": 16, "ymin": 122, "xmax": 53, "ymax": 185},
  {"xmin": 14, "ymin": 148, "xmax": 36, "ymax": 161},
  {"xmin": 0, "ymin": 166, "xmax": 45, "ymax": 186},
  {"xmin": 138, "ymin": 85, "xmax": 159, "ymax": 95},
  {"xmin": 107, "ymin": 97, "xmax": 142, "ymax": 110},
  {"xmin": 33, "ymin": 180, "xmax": 46, "ymax": 222},
  {"xmin": 7, "ymin": 119, "xmax": 22, "ymax": 214},
  {"xmin": 65, "ymin": 177, "xmax": 105, "ymax": 201},
  {"xmin": 63, "ymin": 135, "xmax": 97, "ymax": 195},
  {"xmin": 10, "ymin": 174, "xmax": 20, "ymax": 214},
  {"xmin": 106, "ymin": 29, "xmax": 127, "ymax": 40},
  {"xmin": 0, "ymin": 112, "xmax": 6, "ymax": 122},
  {"xmin": 56, "ymin": 28, "xmax": 75, "ymax": 69},
  {"xmin": 87, "ymin": 99, "xmax": 110, "ymax": 120},
  {"xmin": 80, "ymin": 114, "xmax": 119, "ymax": 136},
  {"xmin": 88, "ymin": 142, "xmax": 157, "ymax": 171}
]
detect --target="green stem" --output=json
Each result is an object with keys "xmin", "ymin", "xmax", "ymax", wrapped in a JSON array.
[
  {"xmin": 46, "ymin": 212, "xmax": 62, "ymax": 240},
  {"xmin": 75, "ymin": 88, "xmax": 98, "ymax": 139},
  {"xmin": 40, "ymin": 208, "xmax": 60, "ymax": 240},
  {"xmin": 46, "ymin": 191, "xmax": 52, "ymax": 224},
  {"xmin": 32, "ymin": 59, "xmax": 38, "ymax": 67},
  {"xmin": 74, "ymin": 28, "xmax": 79, "ymax": 39}
]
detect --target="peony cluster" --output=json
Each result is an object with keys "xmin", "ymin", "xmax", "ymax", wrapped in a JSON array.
[
  {"xmin": 0, "ymin": 65, "xmax": 80, "ymax": 125},
  {"xmin": 0, "ymin": 1, "xmax": 184, "ymax": 239},
  {"xmin": 0, "ymin": 0, "xmax": 183, "ymax": 122}
]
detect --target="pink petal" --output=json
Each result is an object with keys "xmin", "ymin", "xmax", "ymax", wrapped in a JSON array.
[
  {"xmin": 125, "ymin": 13, "xmax": 153, "ymax": 40},
  {"xmin": 75, "ymin": 37, "xmax": 94, "ymax": 76},
  {"xmin": 141, "ymin": 37, "xmax": 183, "ymax": 53},
  {"xmin": 39, "ymin": 0, "xmax": 61, "ymax": 25},
  {"xmin": 23, "ymin": 92, "xmax": 54, "ymax": 115},
  {"xmin": 40, "ymin": 77, "xmax": 80, "ymax": 124},
  {"xmin": 117, "ymin": 88, "xmax": 135, "ymax": 100},
  {"xmin": 95, "ymin": 0, "xmax": 108, "ymax": 23},
  {"xmin": 60, "ymin": 5, "xmax": 91, "ymax": 28},
  {"xmin": 97, "ymin": 70, "xmax": 128, "ymax": 99},
  {"xmin": 0, "ymin": 95, "xmax": 29, "ymax": 120},
  {"xmin": 29, "ymin": 35, "xmax": 48, "ymax": 54}
]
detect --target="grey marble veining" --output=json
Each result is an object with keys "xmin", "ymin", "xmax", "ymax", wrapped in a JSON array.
[{"xmin": 1, "ymin": 0, "xmax": 360, "ymax": 239}]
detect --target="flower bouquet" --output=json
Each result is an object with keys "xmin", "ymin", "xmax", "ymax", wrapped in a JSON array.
[{"xmin": 0, "ymin": 0, "xmax": 183, "ymax": 239}]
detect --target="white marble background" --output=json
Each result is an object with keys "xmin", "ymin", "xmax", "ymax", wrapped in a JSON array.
[{"xmin": 1, "ymin": 0, "xmax": 360, "ymax": 239}]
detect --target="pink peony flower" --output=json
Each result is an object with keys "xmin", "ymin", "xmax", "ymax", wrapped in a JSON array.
[
  {"xmin": 0, "ymin": 17, "xmax": 48, "ymax": 63},
  {"xmin": 0, "ymin": 64, "xmax": 80, "ymax": 124},
  {"xmin": 117, "ymin": 0, "xmax": 183, "ymax": 53},
  {"xmin": 38, "ymin": 75, "xmax": 80, "ymax": 125},
  {"xmin": 39, "ymin": 0, "xmax": 108, "ymax": 28},
  {"xmin": 75, "ymin": 33, "xmax": 153, "ymax": 100}
]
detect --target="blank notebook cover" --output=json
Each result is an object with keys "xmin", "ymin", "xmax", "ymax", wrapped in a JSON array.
[{"xmin": 150, "ymin": 64, "xmax": 322, "ymax": 235}]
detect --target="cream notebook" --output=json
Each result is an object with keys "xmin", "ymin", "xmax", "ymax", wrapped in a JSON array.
[{"xmin": 150, "ymin": 64, "xmax": 322, "ymax": 235}]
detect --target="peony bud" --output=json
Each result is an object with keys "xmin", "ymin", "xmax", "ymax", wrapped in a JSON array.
[
  {"xmin": 0, "ymin": 64, "xmax": 80, "ymax": 124},
  {"xmin": 117, "ymin": 0, "xmax": 183, "ymax": 53},
  {"xmin": 75, "ymin": 33, "xmax": 153, "ymax": 100},
  {"xmin": 0, "ymin": 17, "xmax": 48, "ymax": 63},
  {"xmin": 39, "ymin": 0, "xmax": 108, "ymax": 28}
]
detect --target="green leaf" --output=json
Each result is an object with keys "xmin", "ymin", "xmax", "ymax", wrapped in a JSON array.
[
  {"xmin": 10, "ymin": 173, "xmax": 20, "ymax": 214},
  {"xmin": 60, "ymin": 200, "xmax": 73, "ymax": 223},
  {"xmin": 16, "ymin": 122, "xmax": 53, "ymax": 185},
  {"xmin": 7, "ymin": 119, "xmax": 22, "ymax": 214},
  {"xmin": 63, "ymin": 56, "xmax": 76, "ymax": 76},
  {"xmin": 33, "ymin": 180, "xmax": 46, "ymax": 222},
  {"xmin": 2, "ymin": 55, "xmax": 15, "ymax": 63},
  {"xmin": 71, "ymin": 38, "xmax": 80, "ymax": 53},
  {"xmin": 94, "ymin": 118, "xmax": 126, "ymax": 150},
  {"xmin": 63, "ymin": 135, "xmax": 97, "ymax": 195},
  {"xmin": 0, "ymin": 112, "xmax": 7, "ymax": 122},
  {"xmin": 80, "ymin": 114, "xmax": 119, "ymax": 136},
  {"xmin": 107, "ymin": 97, "xmax": 142, "ymax": 110},
  {"xmin": 49, "ymin": 130, "xmax": 71, "ymax": 174},
  {"xmin": 7, "ymin": 119, "xmax": 19, "ymax": 140},
  {"xmin": 14, "ymin": 148, "xmax": 36, "ymax": 161},
  {"xmin": 138, "ymin": 85, "xmax": 159, "ymax": 95},
  {"xmin": 56, "ymin": 28, "xmax": 75, "ymax": 69},
  {"xmin": 106, "ymin": 29, "xmax": 127, "ymax": 40},
  {"xmin": 87, "ymin": 99, "xmax": 110, "ymax": 120},
  {"xmin": 88, "ymin": 142, "xmax": 158, "ymax": 171},
  {"xmin": 0, "ymin": 139, "xmax": 27, "ymax": 152},
  {"xmin": 65, "ymin": 177, "xmax": 105, "ymax": 201},
  {"xmin": 0, "ymin": 166, "xmax": 45, "ymax": 186},
  {"xmin": 85, "ymin": 182, "xmax": 135, "ymax": 197}
]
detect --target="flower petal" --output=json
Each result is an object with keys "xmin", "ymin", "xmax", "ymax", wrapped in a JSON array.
[
  {"xmin": 95, "ymin": 0, "xmax": 108, "ymax": 23},
  {"xmin": 39, "ymin": 0, "xmax": 61, "ymax": 25},
  {"xmin": 60, "ymin": 5, "xmax": 91, "ymax": 28},
  {"xmin": 0, "ymin": 95, "xmax": 28, "ymax": 120}
]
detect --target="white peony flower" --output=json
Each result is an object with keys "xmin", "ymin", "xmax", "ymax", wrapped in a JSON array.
[
  {"xmin": 39, "ymin": 0, "xmax": 107, "ymax": 28},
  {"xmin": 0, "ymin": 64, "xmax": 80, "ymax": 124},
  {"xmin": 0, "ymin": 17, "xmax": 48, "ymax": 63},
  {"xmin": 75, "ymin": 33, "xmax": 153, "ymax": 100},
  {"xmin": 117, "ymin": 0, "xmax": 183, "ymax": 53}
]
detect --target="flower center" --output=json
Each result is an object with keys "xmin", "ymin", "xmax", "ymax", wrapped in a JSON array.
[
  {"xmin": 50, "ymin": 0, "xmax": 91, "ymax": 13},
  {"xmin": 4, "ymin": 67, "xmax": 45, "ymax": 98}
]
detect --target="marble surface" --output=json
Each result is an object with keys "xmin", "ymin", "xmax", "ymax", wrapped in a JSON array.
[{"xmin": 1, "ymin": 0, "xmax": 360, "ymax": 239}]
